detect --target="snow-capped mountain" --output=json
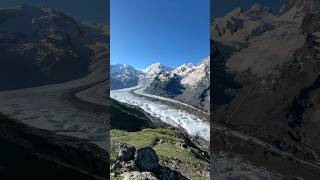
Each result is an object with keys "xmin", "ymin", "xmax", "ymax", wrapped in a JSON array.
[
  {"xmin": 0, "ymin": 4, "xmax": 107, "ymax": 91},
  {"xmin": 171, "ymin": 63, "xmax": 195, "ymax": 77},
  {"xmin": 180, "ymin": 57, "xmax": 210, "ymax": 87},
  {"xmin": 144, "ymin": 62, "xmax": 173, "ymax": 75},
  {"xmin": 110, "ymin": 57, "xmax": 210, "ymax": 111},
  {"xmin": 110, "ymin": 64, "xmax": 145, "ymax": 90},
  {"xmin": 143, "ymin": 57, "xmax": 210, "ymax": 111}
]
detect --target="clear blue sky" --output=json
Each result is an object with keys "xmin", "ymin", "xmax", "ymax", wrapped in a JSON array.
[
  {"xmin": 212, "ymin": 0, "xmax": 288, "ymax": 17},
  {"xmin": 111, "ymin": 0, "xmax": 210, "ymax": 68},
  {"xmin": 0, "ymin": 0, "xmax": 109, "ymax": 23}
]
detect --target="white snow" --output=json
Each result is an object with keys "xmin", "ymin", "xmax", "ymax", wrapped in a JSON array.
[
  {"xmin": 180, "ymin": 69, "xmax": 206, "ymax": 87},
  {"xmin": 111, "ymin": 63, "xmax": 144, "ymax": 76},
  {"xmin": 180, "ymin": 56, "xmax": 210, "ymax": 87},
  {"xmin": 110, "ymin": 63, "xmax": 146, "ymax": 83},
  {"xmin": 144, "ymin": 62, "xmax": 172, "ymax": 75},
  {"xmin": 171, "ymin": 63, "xmax": 195, "ymax": 77},
  {"xmin": 110, "ymin": 80, "xmax": 210, "ymax": 141}
]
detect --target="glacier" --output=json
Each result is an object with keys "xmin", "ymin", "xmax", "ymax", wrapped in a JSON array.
[{"xmin": 110, "ymin": 79, "xmax": 210, "ymax": 141}]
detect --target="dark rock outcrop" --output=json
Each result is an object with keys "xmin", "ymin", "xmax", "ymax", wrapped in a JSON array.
[
  {"xmin": 111, "ymin": 144, "xmax": 189, "ymax": 180},
  {"xmin": 118, "ymin": 144, "xmax": 136, "ymax": 162},
  {"xmin": 134, "ymin": 147, "xmax": 159, "ymax": 171}
]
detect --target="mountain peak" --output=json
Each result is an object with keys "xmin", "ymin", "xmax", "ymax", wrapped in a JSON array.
[
  {"xmin": 279, "ymin": 0, "xmax": 320, "ymax": 21},
  {"xmin": 20, "ymin": 3, "xmax": 32, "ymax": 9},
  {"xmin": 280, "ymin": 0, "xmax": 320, "ymax": 13},
  {"xmin": 227, "ymin": 7, "xmax": 243, "ymax": 17},
  {"xmin": 152, "ymin": 62, "xmax": 161, "ymax": 67},
  {"xmin": 245, "ymin": 3, "xmax": 272, "ymax": 15},
  {"xmin": 144, "ymin": 62, "xmax": 172, "ymax": 74},
  {"xmin": 249, "ymin": 3, "xmax": 264, "ymax": 11}
]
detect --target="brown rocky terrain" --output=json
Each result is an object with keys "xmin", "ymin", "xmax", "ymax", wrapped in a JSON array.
[{"xmin": 212, "ymin": 0, "xmax": 320, "ymax": 179}]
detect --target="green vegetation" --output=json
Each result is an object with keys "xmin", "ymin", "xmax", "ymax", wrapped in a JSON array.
[{"xmin": 111, "ymin": 128, "xmax": 209, "ymax": 180}]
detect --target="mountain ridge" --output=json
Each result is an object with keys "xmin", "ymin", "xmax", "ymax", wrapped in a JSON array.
[
  {"xmin": 111, "ymin": 57, "xmax": 210, "ymax": 112},
  {"xmin": 212, "ymin": 0, "xmax": 320, "ymax": 179},
  {"xmin": 0, "ymin": 4, "xmax": 107, "ymax": 91}
]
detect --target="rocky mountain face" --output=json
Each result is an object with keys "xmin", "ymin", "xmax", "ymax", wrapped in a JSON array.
[
  {"xmin": 110, "ymin": 64, "xmax": 145, "ymax": 90},
  {"xmin": 0, "ymin": 4, "xmax": 106, "ymax": 91},
  {"xmin": 212, "ymin": 0, "xmax": 320, "ymax": 175},
  {"xmin": 144, "ymin": 58, "xmax": 210, "ymax": 112}
]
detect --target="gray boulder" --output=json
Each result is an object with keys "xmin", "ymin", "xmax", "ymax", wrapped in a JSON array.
[
  {"xmin": 122, "ymin": 171, "xmax": 158, "ymax": 180},
  {"xmin": 135, "ymin": 147, "xmax": 159, "ymax": 171},
  {"xmin": 119, "ymin": 144, "xmax": 136, "ymax": 161}
]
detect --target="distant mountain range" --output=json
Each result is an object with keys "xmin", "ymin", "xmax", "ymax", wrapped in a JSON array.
[
  {"xmin": 110, "ymin": 57, "xmax": 210, "ymax": 111},
  {"xmin": 0, "ymin": 4, "xmax": 107, "ymax": 91},
  {"xmin": 110, "ymin": 63, "xmax": 145, "ymax": 90}
]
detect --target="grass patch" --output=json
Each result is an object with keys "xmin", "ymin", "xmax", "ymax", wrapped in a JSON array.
[
  {"xmin": 111, "ymin": 128, "xmax": 209, "ymax": 180},
  {"xmin": 111, "ymin": 128, "xmax": 178, "ymax": 148}
]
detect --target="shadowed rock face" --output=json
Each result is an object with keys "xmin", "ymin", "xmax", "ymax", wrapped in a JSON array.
[
  {"xmin": 0, "ymin": 5, "xmax": 106, "ymax": 91},
  {"xmin": 0, "ymin": 4, "xmax": 110, "ymax": 179},
  {"xmin": 135, "ymin": 147, "xmax": 159, "ymax": 171},
  {"xmin": 110, "ymin": 99, "xmax": 159, "ymax": 131},
  {"xmin": 212, "ymin": 1, "xmax": 320, "ymax": 179},
  {"xmin": 0, "ymin": 114, "xmax": 109, "ymax": 180}
]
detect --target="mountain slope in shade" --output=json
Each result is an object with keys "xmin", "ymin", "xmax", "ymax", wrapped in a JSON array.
[
  {"xmin": 212, "ymin": 0, "xmax": 320, "ymax": 179},
  {"xmin": 0, "ymin": 4, "xmax": 106, "ymax": 91},
  {"xmin": 0, "ymin": 113, "xmax": 108, "ymax": 180}
]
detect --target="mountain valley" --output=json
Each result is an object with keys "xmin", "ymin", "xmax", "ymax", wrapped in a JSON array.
[{"xmin": 211, "ymin": 0, "xmax": 320, "ymax": 179}]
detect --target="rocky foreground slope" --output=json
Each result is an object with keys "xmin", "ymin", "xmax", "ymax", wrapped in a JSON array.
[
  {"xmin": 110, "ymin": 100, "xmax": 209, "ymax": 180},
  {"xmin": 110, "ymin": 129, "xmax": 210, "ymax": 180},
  {"xmin": 0, "ymin": 113, "xmax": 108, "ymax": 180},
  {"xmin": 212, "ymin": 0, "xmax": 320, "ymax": 179}
]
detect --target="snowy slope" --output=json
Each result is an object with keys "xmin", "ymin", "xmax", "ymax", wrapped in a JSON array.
[
  {"xmin": 171, "ymin": 63, "xmax": 194, "ymax": 77},
  {"xmin": 180, "ymin": 57, "xmax": 210, "ymax": 88},
  {"xmin": 111, "ymin": 57, "xmax": 210, "ymax": 111},
  {"xmin": 137, "ymin": 57, "xmax": 210, "ymax": 111},
  {"xmin": 144, "ymin": 62, "xmax": 173, "ymax": 75},
  {"xmin": 110, "ymin": 64, "xmax": 145, "ymax": 90}
]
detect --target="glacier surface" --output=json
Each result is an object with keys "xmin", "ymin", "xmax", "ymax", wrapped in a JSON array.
[{"xmin": 110, "ymin": 80, "xmax": 210, "ymax": 141}]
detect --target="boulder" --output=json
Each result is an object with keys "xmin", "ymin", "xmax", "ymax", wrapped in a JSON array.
[
  {"xmin": 122, "ymin": 171, "xmax": 158, "ymax": 180},
  {"xmin": 135, "ymin": 147, "xmax": 159, "ymax": 171},
  {"xmin": 119, "ymin": 144, "xmax": 136, "ymax": 162},
  {"xmin": 154, "ymin": 166, "xmax": 189, "ymax": 180}
]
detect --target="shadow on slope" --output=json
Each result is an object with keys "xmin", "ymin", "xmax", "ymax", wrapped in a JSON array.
[
  {"xmin": 110, "ymin": 99, "xmax": 160, "ymax": 132},
  {"xmin": 0, "ymin": 113, "xmax": 108, "ymax": 180}
]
